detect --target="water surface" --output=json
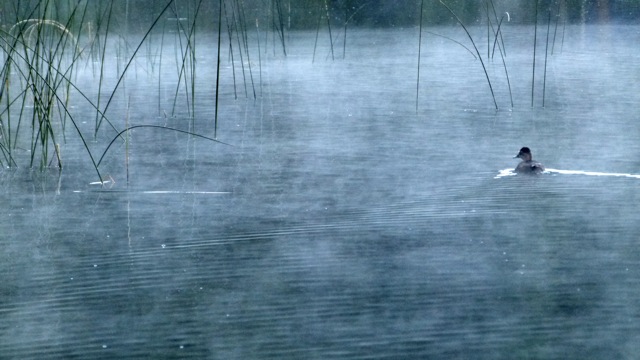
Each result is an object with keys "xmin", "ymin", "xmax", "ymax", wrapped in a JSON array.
[{"xmin": 2, "ymin": 25, "xmax": 640, "ymax": 359}]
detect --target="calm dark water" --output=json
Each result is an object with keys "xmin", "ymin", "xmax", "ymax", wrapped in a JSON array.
[{"xmin": 2, "ymin": 25, "xmax": 640, "ymax": 359}]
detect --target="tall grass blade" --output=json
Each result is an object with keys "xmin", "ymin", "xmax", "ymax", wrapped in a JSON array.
[
  {"xmin": 324, "ymin": 0, "xmax": 334, "ymax": 61},
  {"xmin": 560, "ymin": 20, "xmax": 566, "ymax": 54},
  {"xmin": 551, "ymin": 0, "xmax": 561, "ymax": 55},
  {"xmin": 424, "ymin": 31, "xmax": 476, "ymax": 59},
  {"xmin": 543, "ymin": 11, "xmax": 551, "ymax": 107},
  {"xmin": 488, "ymin": 0, "xmax": 506, "ymax": 57},
  {"xmin": 230, "ymin": 2, "xmax": 248, "ymax": 98},
  {"xmin": 214, "ymin": 0, "xmax": 223, "ymax": 138},
  {"xmin": 439, "ymin": 0, "xmax": 498, "ymax": 109},
  {"xmin": 255, "ymin": 18, "xmax": 263, "ymax": 96},
  {"xmin": 342, "ymin": 5, "xmax": 347, "ymax": 59},
  {"xmin": 330, "ymin": 3, "xmax": 368, "ymax": 61},
  {"xmin": 416, "ymin": 0, "xmax": 424, "ymax": 113},
  {"xmin": 236, "ymin": 0, "xmax": 256, "ymax": 99},
  {"xmin": 99, "ymin": 0, "xmax": 175, "ymax": 133},
  {"xmin": 222, "ymin": 0, "xmax": 238, "ymax": 99},
  {"xmin": 97, "ymin": 125, "xmax": 233, "ymax": 168},
  {"xmin": 89, "ymin": 4, "xmax": 114, "ymax": 133},
  {"xmin": 531, "ymin": 0, "xmax": 538, "ymax": 107},
  {"xmin": 312, "ymin": 6, "xmax": 322, "ymax": 63},
  {"xmin": 274, "ymin": 0, "xmax": 287, "ymax": 56},
  {"xmin": 493, "ymin": 16, "xmax": 513, "ymax": 108},
  {"xmin": 486, "ymin": 1, "xmax": 490, "ymax": 59}
]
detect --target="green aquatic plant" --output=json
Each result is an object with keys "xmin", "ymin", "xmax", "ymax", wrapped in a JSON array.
[
  {"xmin": 0, "ymin": 0, "xmax": 236, "ymax": 182},
  {"xmin": 0, "ymin": 0, "xmax": 127, "ymax": 179},
  {"xmin": 1, "ymin": 14, "xmax": 86, "ymax": 170}
]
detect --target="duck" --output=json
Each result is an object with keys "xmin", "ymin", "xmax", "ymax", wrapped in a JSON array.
[{"xmin": 514, "ymin": 147, "xmax": 545, "ymax": 174}]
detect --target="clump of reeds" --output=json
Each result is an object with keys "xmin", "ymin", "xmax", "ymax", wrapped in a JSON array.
[
  {"xmin": 0, "ymin": 0, "xmax": 237, "ymax": 182},
  {"xmin": 0, "ymin": 11, "xmax": 91, "ymax": 172}
]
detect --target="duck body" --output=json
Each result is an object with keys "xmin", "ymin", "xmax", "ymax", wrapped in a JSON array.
[{"xmin": 514, "ymin": 147, "xmax": 545, "ymax": 175}]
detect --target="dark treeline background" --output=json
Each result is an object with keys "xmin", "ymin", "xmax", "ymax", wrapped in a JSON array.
[{"xmin": 0, "ymin": 0, "xmax": 638, "ymax": 34}]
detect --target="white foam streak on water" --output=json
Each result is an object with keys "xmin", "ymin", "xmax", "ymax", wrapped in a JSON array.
[
  {"xmin": 131, "ymin": 191, "xmax": 231, "ymax": 194},
  {"xmin": 494, "ymin": 169, "xmax": 517, "ymax": 178},
  {"xmin": 545, "ymin": 168, "xmax": 640, "ymax": 179},
  {"xmin": 73, "ymin": 190, "xmax": 231, "ymax": 194},
  {"xmin": 495, "ymin": 168, "xmax": 640, "ymax": 179}
]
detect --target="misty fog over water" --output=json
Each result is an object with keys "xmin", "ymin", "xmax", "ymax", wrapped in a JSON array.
[{"xmin": 1, "ymin": 1, "xmax": 640, "ymax": 359}]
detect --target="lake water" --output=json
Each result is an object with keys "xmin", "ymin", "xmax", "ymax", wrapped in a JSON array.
[{"xmin": 2, "ymin": 24, "xmax": 640, "ymax": 358}]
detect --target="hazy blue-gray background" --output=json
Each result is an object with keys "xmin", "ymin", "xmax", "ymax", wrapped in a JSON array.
[
  {"xmin": 2, "ymin": 0, "xmax": 639, "ymax": 30},
  {"xmin": 1, "ymin": 1, "xmax": 640, "ymax": 359}
]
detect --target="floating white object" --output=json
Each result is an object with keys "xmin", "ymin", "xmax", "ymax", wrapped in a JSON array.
[{"xmin": 73, "ymin": 189, "xmax": 231, "ymax": 194}]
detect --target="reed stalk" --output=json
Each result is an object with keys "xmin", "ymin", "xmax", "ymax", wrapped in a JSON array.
[
  {"xmin": 324, "ymin": 0, "xmax": 334, "ymax": 61},
  {"xmin": 543, "ymin": 11, "xmax": 551, "ymax": 108},
  {"xmin": 125, "ymin": 96, "xmax": 130, "ymax": 185},
  {"xmin": 328, "ymin": 2, "xmax": 368, "ymax": 61},
  {"xmin": 312, "ymin": 6, "xmax": 322, "ymax": 63},
  {"xmin": 236, "ymin": 0, "xmax": 256, "ymax": 99},
  {"xmin": 255, "ymin": 18, "xmax": 262, "ymax": 96},
  {"xmin": 230, "ymin": 2, "xmax": 248, "ymax": 98},
  {"xmin": 274, "ymin": 0, "xmax": 287, "ymax": 56},
  {"xmin": 493, "ymin": 16, "xmax": 513, "ymax": 108},
  {"xmin": 343, "ymin": 5, "xmax": 347, "ymax": 59},
  {"xmin": 99, "ymin": 0, "xmax": 175, "ymax": 132},
  {"xmin": 168, "ymin": 10, "xmax": 191, "ymax": 116},
  {"xmin": 424, "ymin": 31, "xmax": 476, "ymax": 59},
  {"xmin": 93, "ymin": 1, "xmax": 113, "ymax": 137},
  {"xmin": 7, "ymin": 14, "xmax": 82, "ymax": 170},
  {"xmin": 97, "ymin": 124, "xmax": 233, "ymax": 168},
  {"xmin": 560, "ymin": 20, "xmax": 566, "ymax": 54},
  {"xmin": 439, "ymin": 0, "xmax": 498, "ymax": 109},
  {"xmin": 486, "ymin": 1, "xmax": 490, "ymax": 60},
  {"xmin": 551, "ymin": 1, "xmax": 561, "ymax": 55},
  {"xmin": 190, "ymin": 3, "xmax": 199, "ymax": 116},
  {"xmin": 169, "ymin": 0, "xmax": 204, "ymax": 118},
  {"xmin": 488, "ymin": 0, "xmax": 506, "ymax": 58},
  {"xmin": 531, "ymin": 0, "xmax": 538, "ymax": 107},
  {"xmin": 158, "ymin": 16, "xmax": 167, "ymax": 115},
  {"xmin": 222, "ymin": 0, "xmax": 238, "ymax": 99},
  {"xmin": 416, "ymin": 0, "xmax": 424, "ymax": 113},
  {"xmin": 0, "ymin": 1, "xmax": 202, "ymax": 182},
  {"xmin": 0, "ymin": 0, "xmax": 241, "ymax": 180},
  {"xmin": 214, "ymin": 0, "xmax": 223, "ymax": 138}
]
